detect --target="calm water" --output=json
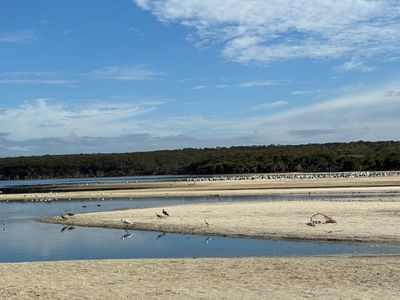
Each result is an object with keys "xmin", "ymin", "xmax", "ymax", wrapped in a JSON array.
[
  {"xmin": 1, "ymin": 195, "xmax": 400, "ymax": 262},
  {"xmin": 0, "ymin": 175, "xmax": 190, "ymax": 188}
]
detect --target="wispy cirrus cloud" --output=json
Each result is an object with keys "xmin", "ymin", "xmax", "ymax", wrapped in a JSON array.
[
  {"xmin": 339, "ymin": 58, "xmax": 375, "ymax": 72},
  {"xmin": 0, "ymin": 30, "xmax": 37, "ymax": 44},
  {"xmin": 239, "ymin": 79, "xmax": 289, "ymax": 88},
  {"xmin": 0, "ymin": 71, "xmax": 75, "ymax": 86},
  {"xmin": 248, "ymin": 101, "xmax": 288, "ymax": 111},
  {"xmin": 133, "ymin": 0, "xmax": 400, "ymax": 65},
  {"xmin": 192, "ymin": 85, "xmax": 207, "ymax": 90},
  {"xmin": 91, "ymin": 65, "xmax": 162, "ymax": 81}
]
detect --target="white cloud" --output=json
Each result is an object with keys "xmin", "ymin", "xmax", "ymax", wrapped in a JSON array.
[
  {"xmin": 0, "ymin": 79, "xmax": 74, "ymax": 85},
  {"xmin": 0, "ymin": 71, "xmax": 75, "ymax": 85},
  {"xmin": 290, "ymin": 90, "xmax": 325, "ymax": 96},
  {"xmin": 239, "ymin": 79, "xmax": 289, "ymax": 88},
  {"xmin": 339, "ymin": 58, "xmax": 375, "ymax": 72},
  {"xmin": 0, "ymin": 30, "xmax": 37, "ymax": 44},
  {"xmin": 248, "ymin": 101, "xmax": 288, "ymax": 111},
  {"xmin": 0, "ymin": 99, "xmax": 165, "ymax": 141},
  {"xmin": 133, "ymin": 0, "xmax": 400, "ymax": 64},
  {"xmin": 141, "ymin": 81, "xmax": 400, "ymax": 143},
  {"xmin": 193, "ymin": 85, "xmax": 207, "ymax": 90},
  {"xmin": 2, "ymin": 81, "xmax": 400, "ymax": 156},
  {"xmin": 91, "ymin": 65, "xmax": 161, "ymax": 81}
]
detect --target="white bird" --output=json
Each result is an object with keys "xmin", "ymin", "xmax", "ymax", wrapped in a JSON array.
[
  {"xmin": 204, "ymin": 219, "xmax": 210, "ymax": 227},
  {"xmin": 121, "ymin": 218, "xmax": 133, "ymax": 225}
]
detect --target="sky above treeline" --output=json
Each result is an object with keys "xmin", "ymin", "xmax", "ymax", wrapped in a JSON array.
[{"xmin": 1, "ymin": 0, "xmax": 400, "ymax": 157}]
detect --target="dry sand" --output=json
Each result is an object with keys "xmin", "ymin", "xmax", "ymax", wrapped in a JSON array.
[
  {"xmin": 44, "ymin": 200, "xmax": 400, "ymax": 245},
  {"xmin": 2, "ymin": 175, "xmax": 400, "ymax": 201},
  {"xmin": 1, "ymin": 256, "xmax": 399, "ymax": 300}
]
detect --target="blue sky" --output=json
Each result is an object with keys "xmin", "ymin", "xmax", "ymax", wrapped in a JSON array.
[{"xmin": 0, "ymin": 0, "xmax": 400, "ymax": 157}]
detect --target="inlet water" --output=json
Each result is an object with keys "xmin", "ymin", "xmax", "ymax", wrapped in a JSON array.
[{"xmin": 1, "ymin": 196, "xmax": 400, "ymax": 262}]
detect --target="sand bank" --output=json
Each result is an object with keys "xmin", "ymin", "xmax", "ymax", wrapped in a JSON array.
[
  {"xmin": 1, "ymin": 255, "xmax": 399, "ymax": 299},
  {"xmin": 44, "ymin": 200, "xmax": 400, "ymax": 245},
  {"xmin": 2, "ymin": 176, "xmax": 400, "ymax": 201}
]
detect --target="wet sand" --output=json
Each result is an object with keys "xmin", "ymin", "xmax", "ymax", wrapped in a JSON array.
[
  {"xmin": 44, "ymin": 200, "xmax": 400, "ymax": 245},
  {"xmin": 1, "ymin": 256, "xmax": 399, "ymax": 299}
]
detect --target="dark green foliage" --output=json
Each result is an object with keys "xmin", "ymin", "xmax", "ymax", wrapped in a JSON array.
[{"xmin": 0, "ymin": 141, "xmax": 399, "ymax": 180}]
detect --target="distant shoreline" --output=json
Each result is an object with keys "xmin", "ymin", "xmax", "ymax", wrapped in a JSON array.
[{"xmin": 1, "ymin": 174, "xmax": 400, "ymax": 201}]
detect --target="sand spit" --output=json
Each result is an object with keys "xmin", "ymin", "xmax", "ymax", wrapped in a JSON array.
[
  {"xmin": 1, "ymin": 256, "xmax": 399, "ymax": 300},
  {"xmin": 2, "ymin": 176, "xmax": 400, "ymax": 201},
  {"xmin": 43, "ymin": 200, "xmax": 400, "ymax": 245}
]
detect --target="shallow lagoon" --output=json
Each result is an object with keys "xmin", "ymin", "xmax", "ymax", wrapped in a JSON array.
[{"xmin": 1, "ymin": 195, "xmax": 400, "ymax": 262}]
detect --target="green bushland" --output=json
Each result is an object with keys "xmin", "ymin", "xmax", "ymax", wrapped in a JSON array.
[{"xmin": 1, "ymin": 141, "xmax": 400, "ymax": 180}]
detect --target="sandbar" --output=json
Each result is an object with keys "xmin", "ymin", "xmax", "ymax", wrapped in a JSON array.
[{"xmin": 43, "ymin": 200, "xmax": 400, "ymax": 245}]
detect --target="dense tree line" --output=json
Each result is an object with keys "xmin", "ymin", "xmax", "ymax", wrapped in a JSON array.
[{"xmin": 0, "ymin": 141, "xmax": 400, "ymax": 180}]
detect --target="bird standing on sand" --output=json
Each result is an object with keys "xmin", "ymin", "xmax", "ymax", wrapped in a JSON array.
[
  {"xmin": 121, "ymin": 218, "xmax": 133, "ymax": 225},
  {"xmin": 162, "ymin": 209, "xmax": 169, "ymax": 217},
  {"xmin": 204, "ymin": 219, "xmax": 210, "ymax": 227},
  {"xmin": 156, "ymin": 213, "xmax": 164, "ymax": 219}
]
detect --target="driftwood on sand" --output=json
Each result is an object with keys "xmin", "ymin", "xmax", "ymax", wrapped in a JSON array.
[{"xmin": 306, "ymin": 213, "xmax": 337, "ymax": 227}]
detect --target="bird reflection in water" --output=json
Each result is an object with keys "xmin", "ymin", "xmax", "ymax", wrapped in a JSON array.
[
  {"xmin": 60, "ymin": 226, "xmax": 75, "ymax": 232},
  {"xmin": 121, "ymin": 230, "xmax": 133, "ymax": 240},
  {"xmin": 156, "ymin": 232, "xmax": 166, "ymax": 240}
]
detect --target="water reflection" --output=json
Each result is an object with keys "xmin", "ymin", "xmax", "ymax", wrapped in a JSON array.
[
  {"xmin": 156, "ymin": 232, "xmax": 166, "ymax": 240},
  {"xmin": 121, "ymin": 231, "xmax": 134, "ymax": 240}
]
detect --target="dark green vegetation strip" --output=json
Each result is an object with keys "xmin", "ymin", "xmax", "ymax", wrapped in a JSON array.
[{"xmin": 1, "ymin": 141, "xmax": 400, "ymax": 180}]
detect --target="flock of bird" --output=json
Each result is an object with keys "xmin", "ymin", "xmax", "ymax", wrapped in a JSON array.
[
  {"xmin": 58, "ymin": 206, "xmax": 212, "ymax": 242},
  {"xmin": 61, "ymin": 207, "xmax": 211, "ymax": 228}
]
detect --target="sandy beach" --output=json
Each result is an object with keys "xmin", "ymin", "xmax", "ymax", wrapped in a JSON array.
[{"xmin": 1, "ymin": 255, "xmax": 399, "ymax": 299}]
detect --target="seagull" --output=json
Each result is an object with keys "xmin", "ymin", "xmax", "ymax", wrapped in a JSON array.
[
  {"xmin": 156, "ymin": 213, "xmax": 164, "ymax": 219},
  {"xmin": 121, "ymin": 218, "xmax": 133, "ymax": 225},
  {"xmin": 205, "ymin": 237, "xmax": 212, "ymax": 244},
  {"xmin": 204, "ymin": 219, "xmax": 210, "ymax": 227},
  {"xmin": 162, "ymin": 209, "xmax": 169, "ymax": 217}
]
